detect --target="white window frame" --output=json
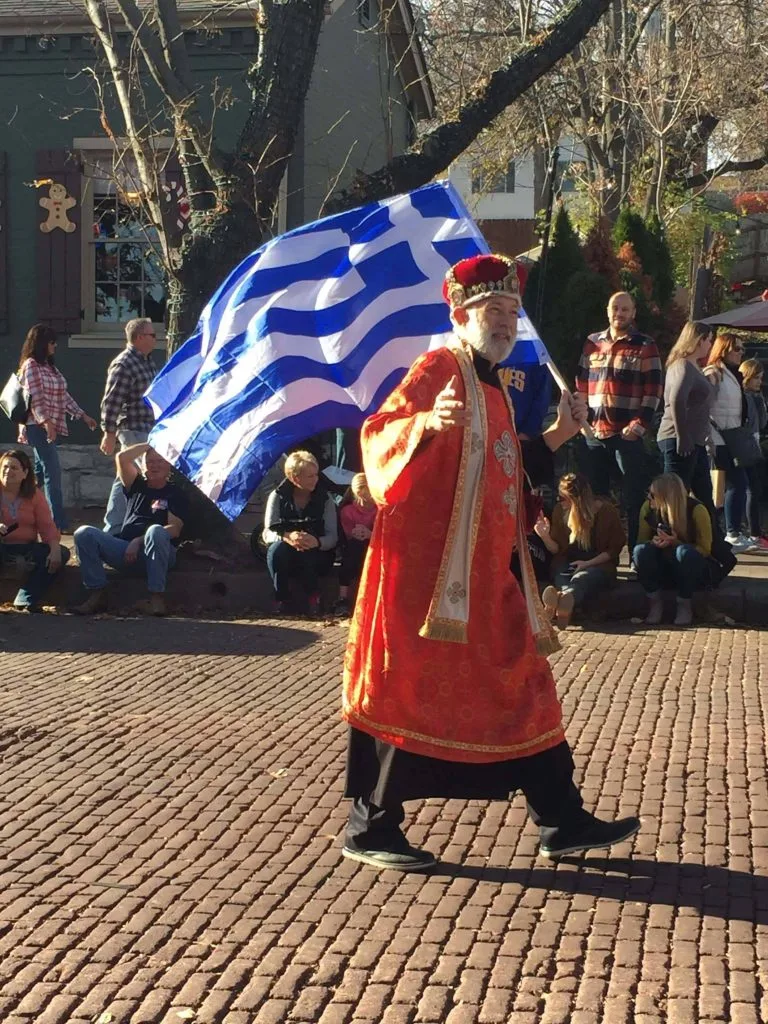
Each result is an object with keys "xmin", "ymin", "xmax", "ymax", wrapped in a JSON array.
[{"xmin": 70, "ymin": 138, "xmax": 170, "ymax": 350}]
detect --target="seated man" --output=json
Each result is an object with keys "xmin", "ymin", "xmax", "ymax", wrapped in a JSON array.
[{"xmin": 73, "ymin": 443, "xmax": 186, "ymax": 616}]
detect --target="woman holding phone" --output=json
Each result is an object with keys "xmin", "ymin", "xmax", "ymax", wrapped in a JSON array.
[
  {"xmin": 633, "ymin": 472, "xmax": 713, "ymax": 626},
  {"xmin": 0, "ymin": 448, "xmax": 69, "ymax": 611},
  {"xmin": 534, "ymin": 472, "xmax": 625, "ymax": 629}
]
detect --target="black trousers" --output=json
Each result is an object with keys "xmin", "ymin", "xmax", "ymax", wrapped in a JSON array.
[{"xmin": 345, "ymin": 739, "xmax": 587, "ymax": 853}]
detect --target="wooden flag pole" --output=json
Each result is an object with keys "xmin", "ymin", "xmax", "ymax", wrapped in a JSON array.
[{"xmin": 544, "ymin": 359, "xmax": 595, "ymax": 440}]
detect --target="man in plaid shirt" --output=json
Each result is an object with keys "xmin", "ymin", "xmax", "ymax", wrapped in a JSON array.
[
  {"xmin": 100, "ymin": 318, "xmax": 158, "ymax": 534},
  {"xmin": 576, "ymin": 292, "xmax": 662, "ymax": 554}
]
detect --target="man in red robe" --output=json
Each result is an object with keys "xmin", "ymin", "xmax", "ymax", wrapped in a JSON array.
[{"xmin": 341, "ymin": 253, "xmax": 640, "ymax": 871}]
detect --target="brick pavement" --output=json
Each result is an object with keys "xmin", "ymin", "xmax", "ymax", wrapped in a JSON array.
[{"xmin": 0, "ymin": 614, "xmax": 766, "ymax": 1023}]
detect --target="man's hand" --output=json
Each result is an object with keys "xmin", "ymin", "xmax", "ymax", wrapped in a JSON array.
[
  {"xmin": 424, "ymin": 376, "xmax": 468, "ymax": 435},
  {"xmin": 82, "ymin": 415, "xmax": 97, "ymax": 431},
  {"xmin": 621, "ymin": 426, "xmax": 641, "ymax": 441},
  {"xmin": 569, "ymin": 392, "xmax": 588, "ymax": 428},
  {"xmin": 100, "ymin": 432, "xmax": 117, "ymax": 456},
  {"xmin": 46, "ymin": 545, "xmax": 62, "ymax": 574},
  {"xmin": 43, "ymin": 421, "xmax": 57, "ymax": 443},
  {"xmin": 124, "ymin": 537, "xmax": 142, "ymax": 564}
]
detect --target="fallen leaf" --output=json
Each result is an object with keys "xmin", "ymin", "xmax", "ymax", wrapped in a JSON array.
[
  {"xmin": 268, "ymin": 768, "xmax": 289, "ymax": 778},
  {"xmin": 176, "ymin": 1011, "xmax": 196, "ymax": 1020}
]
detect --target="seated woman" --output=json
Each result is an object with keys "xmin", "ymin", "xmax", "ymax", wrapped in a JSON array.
[
  {"xmin": 262, "ymin": 450, "xmax": 338, "ymax": 615},
  {"xmin": 535, "ymin": 472, "xmax": 626, "ymax": 629},
  {"xmin": 335, "ymin": 473, "xmax": 377, "ymax": 617},
  {"xmin": 0, "ymin": 448, "xmax": 69, "ymax": 611},
  {"xmin": 633, "ymin": 472, "xmax": 713, "ymax": 627}
]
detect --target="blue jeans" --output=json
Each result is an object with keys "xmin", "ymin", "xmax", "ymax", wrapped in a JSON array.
[
  {"xmin": 554, "ymin": 565, "xmax": 614, "ymax": 608},
  {"xmin": 25, "ymin": 423, "xmax": 67, "ymax": 530},
  {"xmin": 74, "ymin": 523, "xmax": 176, "ymax": 593},
  {"xmin": 714, "ymin": 445, "xmax": 748, "ymax": 536},
  {"xmin": 632, "ymin": 542, "xmax": 711, "ymax": 599},
  {"xmin": 1, "ymin": 542, "xmax": 70, "ymax": 608},
  {"xmin": 658, "ymin": 439, "xmax": 714, "ymax": 516},
  {"xmin": 104, "ymin": 429, "xmax": 150, "ymax": 535},
  {"xmin": 582, "ymin": 434, "xmax": 650, "ymax": 552}
]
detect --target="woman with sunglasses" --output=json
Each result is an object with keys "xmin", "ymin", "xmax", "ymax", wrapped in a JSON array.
[
  {"xmin": 17, "ymin": 324, "xmax": 97, "ymax": 531},
  {"xmin": 536, "ymin": 472, "xmax": 626, "ymax": 629},
  {"xmin": 656, "ymin": 321, "xmax": 714, "ymax": 513},
  {"xmin": 634, "ymin": 473, "xmax": 713, "ymax": 626},
  {"xmin": 704, "ymin": 333, "xmax": 750, "ymax": 551}
]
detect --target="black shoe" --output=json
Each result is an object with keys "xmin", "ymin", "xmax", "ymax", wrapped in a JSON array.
[
  {"xmin": 539, "ymin": 815, "xmax": 640, "ymax": 859},
  {"xmin": 333, "ymin": 598, "xmax": 351, "ymax": 617},
  {"xmin": 342, "ymin": 844, "xmax": 437, "ymax": 871}
]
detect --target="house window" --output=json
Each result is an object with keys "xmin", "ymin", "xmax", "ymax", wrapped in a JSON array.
[
  {"xmin": 471, "ymin": 160, "xmax": 515, "ymax": 195},
  {"xmin": 78, "ymin": 149, "xmax": 168, "ymax": 340},
  {"xmin": 358, "ymin": 0, "xmax": 372, "ymax": 26}
]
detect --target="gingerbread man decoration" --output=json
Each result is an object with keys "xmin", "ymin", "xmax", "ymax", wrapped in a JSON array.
[{"xmin": 39, "ymin": 182, "xmax": 76, "ymax": 233}]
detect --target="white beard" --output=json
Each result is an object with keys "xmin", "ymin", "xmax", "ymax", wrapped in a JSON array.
[{"xmin": 467, "ymin": 326, "xmax": 516, "ymax": 366}]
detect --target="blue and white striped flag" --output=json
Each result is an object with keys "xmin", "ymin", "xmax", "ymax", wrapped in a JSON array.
[{"xmin": 146, "ymin": 180, "xmax": 549, "ymax": 520}]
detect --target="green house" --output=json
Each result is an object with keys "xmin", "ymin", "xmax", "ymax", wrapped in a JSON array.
[{"xmin": 0, "ymin": 0, "xmax": 432, "ymax": 498}]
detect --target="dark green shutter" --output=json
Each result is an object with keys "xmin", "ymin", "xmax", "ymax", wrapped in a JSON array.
[{"xmin": 36, "ymin": 149, "xmax": 82, "ymax": 334}]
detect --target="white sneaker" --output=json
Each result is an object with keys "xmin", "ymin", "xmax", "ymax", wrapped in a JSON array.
[{"xmin": 725, "ymin": 533, "xmax": 751, "ymax": 552}]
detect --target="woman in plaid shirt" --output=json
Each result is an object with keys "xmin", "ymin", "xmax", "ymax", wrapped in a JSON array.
[{"xmin": 18, "ymin": 324, "xmax": 97, "ymax": 530}]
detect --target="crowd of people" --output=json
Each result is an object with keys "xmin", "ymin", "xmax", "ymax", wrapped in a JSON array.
[
  {"xmin": 2, "ymin": 318, "xmax": 180, "ymax": 614},
  {"xmin": 2, "ymin": 285, "xmax": 766, "ymax": 625}
]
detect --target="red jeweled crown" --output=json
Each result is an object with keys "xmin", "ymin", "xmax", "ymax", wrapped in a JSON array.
[{"xmin": 443, "ymin": 253, "xmax": 522, "ymax": 310}]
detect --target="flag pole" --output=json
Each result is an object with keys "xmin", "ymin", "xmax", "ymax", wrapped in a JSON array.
[{"xmin": 544, "ymin": 359, "xmax": 595, "ymax": 440}]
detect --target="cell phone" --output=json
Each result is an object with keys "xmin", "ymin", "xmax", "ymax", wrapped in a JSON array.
[
  {"xmin": 657, "ymin": 522, "xmax": 672, "ymax": 535},
  {"xmin": 1, "ymin": 522, "xmax": 18, "ymax": 537}
]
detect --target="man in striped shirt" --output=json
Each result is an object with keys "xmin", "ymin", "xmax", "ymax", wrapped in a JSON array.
[{"xmin": 576, "ymin": 292, "xmax": 663, "ymax": 553}]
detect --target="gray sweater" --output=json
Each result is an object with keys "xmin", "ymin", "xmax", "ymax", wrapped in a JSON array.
[{"xmin": 657, "ymin": 358, "xmax": 713, "ymax": 454}]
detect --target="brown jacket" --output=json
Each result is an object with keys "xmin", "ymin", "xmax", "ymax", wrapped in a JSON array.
[{"xmin": 550, "ymin": 500, "xmax": 626, "ymax": 575}]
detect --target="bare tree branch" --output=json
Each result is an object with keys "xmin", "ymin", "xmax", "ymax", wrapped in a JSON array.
[
  {"xmin": 680, "ymin": 153, "xmax": 768, "ymax": 189},
  {"xmin": 328, "ymin": 0, "xmax": 613, "ymax": 209}
]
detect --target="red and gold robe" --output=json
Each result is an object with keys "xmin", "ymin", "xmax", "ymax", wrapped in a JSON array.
[{"xmin": 342, "ymin": 344, "xmax": 565, "ymax": 764}]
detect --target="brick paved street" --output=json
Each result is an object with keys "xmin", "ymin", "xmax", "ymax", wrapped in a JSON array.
[{"xmin": 0, "ymin": 615, "xmax": 766, "ymax": 1024}]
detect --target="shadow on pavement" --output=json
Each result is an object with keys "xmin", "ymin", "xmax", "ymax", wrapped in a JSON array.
[
  {"xmin": 432, "ymin": 857, "xmax": 768, "ymax": 923},
  {"xmin": 0, "ymin": 613, "xmax": 318, "ymax": 656}
]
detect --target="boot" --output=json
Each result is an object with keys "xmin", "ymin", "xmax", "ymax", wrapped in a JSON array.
[
  {"xmin": 556, "ymin": 590, "xmax": 575, "ymax": 630},
  {"xmin": 541, "ymin": 586, "xmax": 559, "ymax": 623},
  {"xmin": 136, "ymin": 593, "xmax": 167, "ymax": 617},
  {"xmin": 73, "ymin": 589, "xmax": 108, "ymax": 616},
  {"xmin": 674, "ymin": 596, "xmax": 693, "ymax": 626},
  {"xmin": 644, "ymin": 592, "xmax": 663, "ymax": 625}
]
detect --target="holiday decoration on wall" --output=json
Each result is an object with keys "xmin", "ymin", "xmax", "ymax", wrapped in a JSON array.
[{"xmin": 39, "ymin": 182, "xmax": 76, "ymax": 233}]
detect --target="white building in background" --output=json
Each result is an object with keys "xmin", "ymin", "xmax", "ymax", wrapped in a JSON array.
[{"xmin": 448, "ymin": 139, "xmax": 587, "ymax": 257}]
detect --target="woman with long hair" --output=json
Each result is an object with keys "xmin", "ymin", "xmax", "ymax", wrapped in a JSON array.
[
  {"xmin": 535, "ymin": 472, "xmax": 625, "ymax": 629},
  {"xmin": 0, "ymin": 448, "xmax": 70, "ymax": 611},
  {"xmin": 739, "ymin": 357, "xmax": 768, "ymax": 550},
  {"xmin": 633, "ymin": 473, "xmax": 713, "ymax": 626},
  {"xmin": 18, "ymin": 324, "xmax": 96, "ymax": 530},
  {"xmin": 656, "ymin": 321, "xmax": 714, "ymax": 511},
  {"xmin": 704, "ymin": 332, "xmax": 750, "ymax": 550}
]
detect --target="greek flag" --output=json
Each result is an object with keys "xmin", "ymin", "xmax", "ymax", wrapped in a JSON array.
[{"xmin": 146, "ymin": 180, "xmax": 549, "ymax": 520}]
